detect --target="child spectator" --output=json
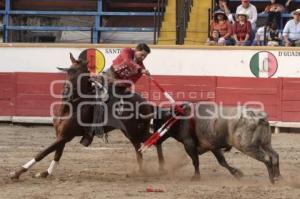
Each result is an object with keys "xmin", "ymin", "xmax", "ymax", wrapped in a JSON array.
[
  {"xmin": 206, "ymin": 30, "xmax": 221, "ymax": 45},
  {"xmin": 268, "ymin": 23, "xmax": 282, "ymax": 46}
]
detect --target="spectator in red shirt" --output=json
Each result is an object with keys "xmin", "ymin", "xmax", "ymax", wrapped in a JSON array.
[
  {"xmin": 232, "ymin": 11, "xmax": 252, "ymax": 46},
  {"xmin": 80, "ymin": 43, "xmax": 151, "ymax": 147},
  {"xmin": 210, "ymin": 10, "xmax": 233, "ymax": 45}
]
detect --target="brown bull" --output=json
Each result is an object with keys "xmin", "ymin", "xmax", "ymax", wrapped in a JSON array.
[{"xmin": 154, "ymin": 103, "xmax": 281, "ymax": 183}]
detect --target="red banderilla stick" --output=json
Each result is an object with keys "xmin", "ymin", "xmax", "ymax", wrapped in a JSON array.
[
  {"xmin": 139, "ymin": 75, "xmax": 180, "ymax": 153},
  {"xmin": 139, "ymin": 116, "xmax": 178, "ymax": 153},
  {"xmin": 148, "ymin": 76, "xmax": 175, "ymax": 104}
]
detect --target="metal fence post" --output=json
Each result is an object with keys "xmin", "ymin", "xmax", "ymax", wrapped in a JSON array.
[
  {"xmin": 3, "ymin": 0, "xmax": 11, "ymax": 42},
  {"xmin": 208, "ymin": 8, "xmax": 211, "ymax": 38},
  {"xmin": 93, "ymin": 0, "xmax": 102, "ymax": 43},
  {"xmin": 153, "ymin": 7, "xmax": 158, "ymax": 44}
]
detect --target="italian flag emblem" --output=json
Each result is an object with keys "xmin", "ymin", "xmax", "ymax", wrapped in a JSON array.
[{"xmin": 250, "ymin": 51, "xmax": 278, "ymax": 78}]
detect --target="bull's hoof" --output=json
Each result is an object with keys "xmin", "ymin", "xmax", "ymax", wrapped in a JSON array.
[
  {"xmin": 34, "ymin": 171, "xmax": 49, "ymax": 178},
  {"xmin": 191, "ymin": 174, "xmax": 201, "ymax": 181},
  {"xmin": 9, "ymin": 168, "xmax": 26, "ymax": 180},
  {"xmin": 232, "ymin": 168, "xmax": 244, "ymax": 179},
  {"xmin": 273, "ymin": 175, "xmax": 283, "ymax": 183},
  {"xmin": 9, "ymin": 171, "xmax": 20, "ymax": 180}
]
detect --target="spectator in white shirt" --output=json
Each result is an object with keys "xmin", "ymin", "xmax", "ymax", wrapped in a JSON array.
[
  {"xmin": 236, "ymin": 0, "xmax": 257, "ymax": 30},
  {"xmin": 283, "ymin": 9, "xmax": 300, "ymax": 47}
]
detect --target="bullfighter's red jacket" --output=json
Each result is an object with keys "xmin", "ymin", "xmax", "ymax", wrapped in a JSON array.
[{"xmin": 111, "ymin": 48, "xmax": 145, "ymax": 84}]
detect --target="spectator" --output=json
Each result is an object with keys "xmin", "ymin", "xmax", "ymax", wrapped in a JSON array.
[
  {"xmin": 254, "ymin": 25, "xmax": 269, "ymax": 46},
  {"xmin": 283, "ymin": 9, "xmax": 300, "ymax": 47},
  {"xmin": 268, "ymin": 22, "xmax": 282, "ymax": 46},
  {"xmin": 236, "ymin": 0, "xmax": 257, "ymax": 30},
  {"xmin": 214, "ymin": 0, "xmax": 234, "ymax": 23},
  {"xmin": 206, "ymin": 30, "xmax": 221, "ymax": 46},
  {"xmin": 264, "ymin": 0, "xmax": 285, "ymax": 29},
  {"xmin": 232, "ymin": 11, "xmax": 252, "ymax": 46},
  {"xmin": 210, "ymin": 10, "xmax": 233, "ymax": 45},
  {"xmin": 284, "ymin": 0, "xmax": 296, "ymax": 12}
]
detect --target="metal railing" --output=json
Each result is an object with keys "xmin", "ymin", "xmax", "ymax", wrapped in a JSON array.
[
  {"xmin": 176, "ymin": 0, "xmax": 193, "ymax": 45},
  {"xmin": 153, "ymin": 0, "xmax": 167, "ymax": 44},
  {"xmin": 0, "ymin": 0, "xmax": 163, "ymax": 43}
]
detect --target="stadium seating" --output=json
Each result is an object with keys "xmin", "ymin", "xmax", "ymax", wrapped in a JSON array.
[
  {"xmin": 0, "ymin": 0, "xmax": 299, "ymax": 44},
  {"xmin": 0, "ymin": 0, "xmax": 161, "ymax": 43}
]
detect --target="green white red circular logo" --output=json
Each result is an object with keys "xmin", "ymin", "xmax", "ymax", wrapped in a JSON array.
[{"xmin": 250, "ymin": 51, "xmax": 278, "ymax": 78}]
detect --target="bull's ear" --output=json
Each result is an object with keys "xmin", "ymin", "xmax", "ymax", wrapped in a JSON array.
[{"xmin": 70, "ymin": 53, "xmax": 77, "ymax": 64}]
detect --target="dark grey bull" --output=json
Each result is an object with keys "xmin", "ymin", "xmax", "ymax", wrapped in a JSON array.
[{"xmin": 154, "ymin": 104, "xmax": 281, "ymax": 183}]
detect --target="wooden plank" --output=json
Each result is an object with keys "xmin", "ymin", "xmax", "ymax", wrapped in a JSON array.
[
  {"xmin": 0, "ymin": 73, "xmax": 15, "ymax": 116},
  {"xmin": 216, "ymin": 77, "xmax": 281, "ymax": 121},
  {"xmin": 14, "ymin": 72, "xmax": 64, "ymax": 116},
  {"xmin": 0, "ymin": 100, "xmax": 14, "ymax": 116},
  {"xmin": 281, "ymin": 78, "xmax": 300, "ymax": 121},
  {"xmin": 217, "ymin": 76, "xmax": 279, "ymax": 88},
  {"xmin": 282, "ymin": 101, "xmax": 300, "ymax": 112},
  {"xmin": 281, "ymin": 112, "xmax": 300, "ymax": 122}
]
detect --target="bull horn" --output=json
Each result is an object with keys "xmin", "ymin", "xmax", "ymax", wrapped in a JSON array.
[
  {"xmin": 70, "ymin": 53, "xmax": 77, "ymax": 64},
  {"xmin": 139, "ymin": 113, "xmax": 155, "ymax": 119},
  {"xmin": 57, "ymin": 67, "xmax": 69, "ymax": 72}
]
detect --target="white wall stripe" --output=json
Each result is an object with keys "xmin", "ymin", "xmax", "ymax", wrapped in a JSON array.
[{"xmin": 0, "ymin": 47, "xmax": 300, "ymax": 77}]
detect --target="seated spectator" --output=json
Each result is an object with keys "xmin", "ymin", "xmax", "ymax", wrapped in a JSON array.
[
  {"xmin": 232, "ymin": 11, "xmax": 252, "ymax": 46},
  {"xmin": 236, "ymin": 0, "xmax": 257, "ymax": 30},
  {"xmin": 264, "ymin": 0, "xmax": 285, "ymax": 29},
  {"xmin": 214, "ymin": 0, "xmax": 234, "ymax": 23},
  {"xmin": 210, "ymin": 10, "xmax": 233, "ymax": 45},
  {"xmin": 268, "ymin": 22, "xmax": 282, "ymax": 46},
  {"xmin": 254, "ymin": 25, "xmax": 269, "ymax": 46},
  {"xmin": 283, "ymin": 9, "xmax": 300, "ymax": 47},
  {"xmin": 254, "ymin": 22, "xmax": 282, "ymax": 46},
  {"xmin": 206, "ymin": 30, "xmax": 222, "ymax": 46}
]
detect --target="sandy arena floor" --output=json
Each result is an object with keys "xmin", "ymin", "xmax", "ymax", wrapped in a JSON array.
[{"xmin": 0, "ymin": 123, "xmax": 300, "ymax": 199}]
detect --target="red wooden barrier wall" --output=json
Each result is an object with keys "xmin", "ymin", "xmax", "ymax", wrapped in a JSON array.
[
  {"xmin": 281, "ymin": 78, "xmax": 300, "ymax": 122},
  {"xmin": 215, "ymin": 77, "xmax": 282, "ymax": 121},
  {"xmin": 14, "ymin": 73, "xmax": 65, "ymax": 117},
  {"xmin": 0, "ymin": 73, "xmax": 15, "ymax": 116},
  {"xmin": 0, "ymin": 72, "xmax": 299, "ymax": 122}
]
